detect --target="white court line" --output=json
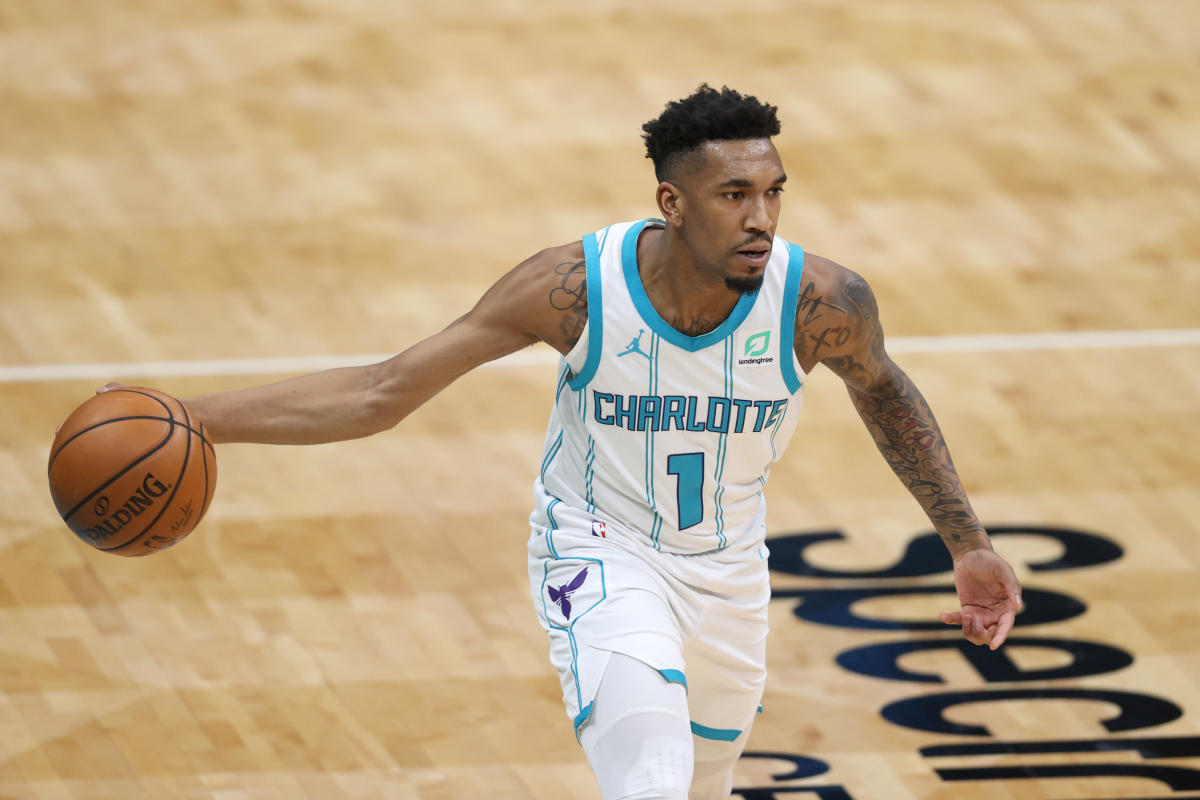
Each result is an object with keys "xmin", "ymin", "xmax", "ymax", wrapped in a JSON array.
[{"xmin": 1, "ymin": 328, "xmax": 1198, "ymax": 383}]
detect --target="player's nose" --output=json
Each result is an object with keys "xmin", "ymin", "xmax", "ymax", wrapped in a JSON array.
[{"xmin": 744, "ymin": 196, "xmax": 772, "ymax": 233}]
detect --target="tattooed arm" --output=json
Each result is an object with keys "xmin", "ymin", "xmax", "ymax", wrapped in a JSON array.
[
  {"xmin": 177, "ymin": 243, "xmax": 588, "ymax": 445},
  {"xmin": 795, "ymin": 255, "xmax": 1022, "ymax": 648}
]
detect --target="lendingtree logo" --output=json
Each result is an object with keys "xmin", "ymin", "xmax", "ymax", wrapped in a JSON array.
[
  {"xmin": 745, "ymin": 331, "xmax": 771, "ymax": 357},
  {"xmin": 739, "ymin": 331, "xmax": 775, "ymax": 365}
]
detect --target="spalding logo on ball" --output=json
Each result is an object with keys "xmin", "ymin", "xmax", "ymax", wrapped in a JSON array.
[{"xmin": 48, "ymin": 387, "xmax": 217, "ymax": 556}]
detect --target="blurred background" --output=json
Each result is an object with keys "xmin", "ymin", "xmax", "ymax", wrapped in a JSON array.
[{"xmin": 1, "ymin": 1, "xmax": 1198, "ymax": 798}]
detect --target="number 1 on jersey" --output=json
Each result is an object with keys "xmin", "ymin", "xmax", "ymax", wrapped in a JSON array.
[{"xmin": 667, "ymin": 452, "xmax": 705, "ymax": 530}]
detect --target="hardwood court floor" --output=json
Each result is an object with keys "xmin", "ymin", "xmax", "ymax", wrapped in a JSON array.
[{"xmin": 1, "ymin": 1, "xmax": 1198, "ymax": 798}]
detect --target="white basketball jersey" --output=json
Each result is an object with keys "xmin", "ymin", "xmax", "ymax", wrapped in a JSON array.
[{"xmin": 531, "ymin": 219, "xmax": 807, "ymax": 555}]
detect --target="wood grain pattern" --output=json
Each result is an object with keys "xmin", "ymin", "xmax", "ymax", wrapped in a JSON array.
[{"xmin": 1, "ymin": 1, "xmax": 1198, "ymax": 797}]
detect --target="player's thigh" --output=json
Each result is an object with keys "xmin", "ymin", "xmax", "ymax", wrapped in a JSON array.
[
  {"xmin": 682, "ymin": 601, "xmax": 768, "ymax": 800},
  {"xmin": 682, "ymin": 580, "xmax": 770, "ymax": 756},
  {"xmin": 581, "ymin": 652, "xmax": 694, "ymax": 800},
  {"xmin": 529, "ymin": 531, "xmax": 689, "ymax": 736}
]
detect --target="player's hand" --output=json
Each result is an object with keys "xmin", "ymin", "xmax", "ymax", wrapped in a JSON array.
[{"xmin": 939, "ymin": 547, "xmax": 1023, "ymax": 650}]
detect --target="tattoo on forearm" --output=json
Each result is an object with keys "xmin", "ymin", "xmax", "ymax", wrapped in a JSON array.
[
  {"xmin": 795, "ymin": 270, "xmax": 984, "ymax": 548},
  {"xmin": 550, "ymin": 260, "xmax": 588, "ymax": 346},
  {"xmin": 850, "ymin": 368, "xmax": 983, "ymax": 547}
]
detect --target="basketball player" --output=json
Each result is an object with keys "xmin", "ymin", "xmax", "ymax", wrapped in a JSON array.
[{"xmin": 120, "ymin": 85, "xmax": 1023, "ymax": 799}]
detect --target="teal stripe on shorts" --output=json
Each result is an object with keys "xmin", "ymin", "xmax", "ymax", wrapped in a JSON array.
[{"xmin": 690, "ymin": 721, "xmax": 742, "ymax": 742}]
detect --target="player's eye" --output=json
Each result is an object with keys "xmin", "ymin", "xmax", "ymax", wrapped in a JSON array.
[
  {"xmin": 768, "ymin": 187, "xmax": 784, "ymax": 197},
  {"xmin": 723, "ymin": 191, "xmax": 744, "ymax": 200}
]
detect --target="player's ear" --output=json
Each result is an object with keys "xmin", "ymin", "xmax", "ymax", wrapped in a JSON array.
[{"xmin": 656, "ymin": 181, "xmax": 685, "ymax": 227}]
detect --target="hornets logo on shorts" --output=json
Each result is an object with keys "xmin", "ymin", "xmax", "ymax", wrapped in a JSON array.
[
  {"xmin": 542, "ymin": 557, "xmax": 606, "ymax": 629},
  {"xmin": 548, "ymin": 566, "xmax": 589, "ymax": 619}
]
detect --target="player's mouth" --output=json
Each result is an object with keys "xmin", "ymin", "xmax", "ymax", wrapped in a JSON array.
[{"xmin": 735, "ymin": 244, "xmax": 771, "ymax": 268}]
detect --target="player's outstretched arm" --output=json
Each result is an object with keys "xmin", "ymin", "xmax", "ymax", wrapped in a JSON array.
[
  {"xmin": 794, "ymin": 256, "xmax": 1022, "ymax": 649},
  {"xmin": 157, "ymin": 242, "xmax": 588, "ymax": 446}
]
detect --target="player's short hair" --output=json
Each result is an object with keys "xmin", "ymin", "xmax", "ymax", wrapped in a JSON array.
[{"xmin": 642, "ymin": 84, "xmax": 781, "ymax": 182}]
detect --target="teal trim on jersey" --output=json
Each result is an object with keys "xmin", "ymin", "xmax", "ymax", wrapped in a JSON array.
[
  {"xmin": 660, "ymin": 669, "xmax": 688, "ymax": 690},
  {"xmin": 597, "ymin": 223, "xmax": 613, "ymax": 252},
  {"xmin": 757, "ymin": 705, "xmax": 764, "ymax": 713},
  {"xmin": 541, "ymin": 556, "xmax": 607, "ymax": 739},
  {"xmin": 555, "ymin": 363, "xmax": 571, "ymax": 403},
  {"xmin": 585, "ymin": 436, "xmax": 596, "ymax": 514},
  {"xmin": 690, "ymin": 721, "xmax": 742, "ymax": 742},
  {"xmin": 642, "ymin": 340, "xmax": 653, "ymax": 511},
  {"xmin": 770, "ymin": 398, "xmax": 790, "ymax": 460},
  {"xmin": 647, "ymin": 333, "xmax": 665, "ymax": 550},
  {"xmin": 573, "ymin": 702, "xmax": 594, "ymax": 737},
  {"xmin": 621, "ymin": 221, "xmax": 759, "ymax": 352},
  {"xmin": 648, "ymin": 334, "xmax": 659, "ymax": 547},
  {"xmin": 545, "ymin": 498, "xmax": 562, "ymax": 559},
  {"xmin": 712, "ymin": 337, "xmax": 733, "ymax": 549},
  {"xmin": 779, "ymin": 242, "xmax": 806, "ymax": 394},
  {"xmin": 567, "ymin": 231, "xmax": 605, "ymax": 391},
  {"xmin": 541, "ymin": 431, "xmax": 563, "ymax": 483}
]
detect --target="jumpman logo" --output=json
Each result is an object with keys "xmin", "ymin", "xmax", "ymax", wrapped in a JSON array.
[
  {"xmin": 548, "ymin": 567, "xmax": 589, "ymax": 620},
  {"xmin": 618, "ymin": 329, "xmax": 651, "ymax": 360}
]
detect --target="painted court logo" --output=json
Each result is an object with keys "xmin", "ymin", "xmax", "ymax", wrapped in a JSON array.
[
  {"xmin": 548, "ymin": 567, "xmax": 589, "ymax": 620},
  {"xmin": 739, "ymin": 330, "xmax": 775, "ymax": 366}
]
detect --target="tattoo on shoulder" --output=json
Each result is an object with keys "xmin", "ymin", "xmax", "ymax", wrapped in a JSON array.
[
  {"xmin": 797, "ymin": 281, "xmax": 846, "ymax": 325},
  {"xmin": 550, "ymin": 259, "xmax": 588, "ymax": 346},
  {"xmin": 808, "ymin": 324, "xmax": 853, "ymax": 359},
  {"xmin": 840, "ymin": 276, "xmax": 886, "ymax": 361},
  {"xmin": 842, "ymin": 278, "xmax": 879, "ymax": 321},
  {"xmin": 793, "ymin": 269, "xmax": 888, "ymax": 379},
  {"xmin": 793, "ymin": 280, "xmax": 848, "ymax": 362}
]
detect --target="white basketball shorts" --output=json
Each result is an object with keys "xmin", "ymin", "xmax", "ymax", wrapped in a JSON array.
[{"xmin": 527, "ymin": 505, "xmax": 771, "ymax": 744}]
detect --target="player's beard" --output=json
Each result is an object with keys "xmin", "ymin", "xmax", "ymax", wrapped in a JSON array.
[{"xmin": 725, "ymin": 273, "xmax": 765, "ymax": 295}]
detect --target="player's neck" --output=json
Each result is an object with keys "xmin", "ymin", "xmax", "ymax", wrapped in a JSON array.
[{"xmin": 637, "ymin": 226, "xmax": 742, "ymax": 337}]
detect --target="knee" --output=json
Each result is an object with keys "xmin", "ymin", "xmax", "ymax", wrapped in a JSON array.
[
  {"xmin": 585, "ymin": 720, "xmax": 693, "ymax": 799},
  {"xmin": 581, "ymin": 653, "xmax": 695, "ymax": 800},
  {"xmin": 607, "ymin": 733, "xmax": 692, "ymax": 800},
  {"xmin": 687, "ymin": 736, "xmax": 742, "ymax": 800},
  {"xmin": 687, "ymin": 768, "xmax": 733, "ymax": 800}
]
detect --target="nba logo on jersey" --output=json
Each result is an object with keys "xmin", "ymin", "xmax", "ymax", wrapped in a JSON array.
[
  {"xmin": 591, "ymin": 520, "xmax": 607, "ymax": 538},
  {"xmin": 737, "ymin": 329, "xmax": 775, "ymax": 366}
]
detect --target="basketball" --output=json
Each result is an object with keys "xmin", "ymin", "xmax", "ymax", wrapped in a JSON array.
[{"xmin": 47, "ymin": 387, "xmax": 218, "ymax": 557}]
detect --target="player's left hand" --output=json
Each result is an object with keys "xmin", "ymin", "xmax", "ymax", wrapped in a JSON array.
[{"xmin": 939, "ymin": 547, "xmax": 1023, "ymax": 650}]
